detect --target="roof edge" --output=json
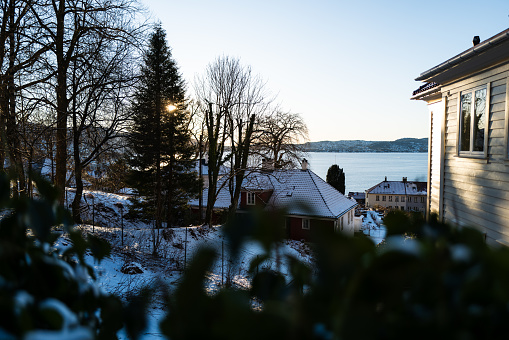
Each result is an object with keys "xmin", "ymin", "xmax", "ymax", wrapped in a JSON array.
[{"xmin": 415, "ymin": 28, "xmax": 509, "ymax": 82}]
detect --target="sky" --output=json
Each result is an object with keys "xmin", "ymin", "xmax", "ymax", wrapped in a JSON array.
[{"xmin": 141, "ymin": 0, "xmax": 509, "ymax": 142}]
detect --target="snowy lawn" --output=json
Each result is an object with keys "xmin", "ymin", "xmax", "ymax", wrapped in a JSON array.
[{"xmin": 62, "ymin": 188, "xmax": 316, "ymax": 339}]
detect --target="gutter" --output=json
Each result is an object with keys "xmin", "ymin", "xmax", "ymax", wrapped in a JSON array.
[{"xmin": 415, "ymin": 28, "xmax": 509, "ymax": 81}]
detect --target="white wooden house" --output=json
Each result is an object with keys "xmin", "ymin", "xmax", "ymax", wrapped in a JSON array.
[{"xmin": 411, "ymin": 28, "xmax": 509, "ymax": 245}]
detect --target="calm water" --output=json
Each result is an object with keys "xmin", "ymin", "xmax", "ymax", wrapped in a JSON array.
[{"xmin": 306, "ymin": 152, "xmax": 428, "ymax": 193}]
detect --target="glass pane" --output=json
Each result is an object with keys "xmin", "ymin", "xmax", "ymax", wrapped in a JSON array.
[
  {"xmin": 473, "ymin": 88, "xmax": 486, "ymax": 152},
  {"xmin": 460, "ymin": 93, "xmax": 472, "ymax": 151}
]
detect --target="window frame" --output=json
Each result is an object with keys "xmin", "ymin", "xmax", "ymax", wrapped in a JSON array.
[
  {"xmin": 247, "ymin": 192, "xmax": 256, "ymax": 205},
  {"xmin": 302, "ymin": 218, "xmax": 310, "ymax": 230},
  {"xmin": 457, "ymin": 83, "xmax": 490, "ymax": 158},
  {"xmin": 505, "ymin": 77, "xmax": 509, "ymax": 160}
]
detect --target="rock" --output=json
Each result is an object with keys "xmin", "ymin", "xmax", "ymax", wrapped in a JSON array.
[{"xmin": 121, "ymin": 262, "xmax": 143, "ymax": 274}]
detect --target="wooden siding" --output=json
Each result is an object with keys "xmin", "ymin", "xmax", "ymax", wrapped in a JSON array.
[
  {"xmin": 287, "ymin": 217, "xmax": 334, "ymax": 241},
  {"xmin": 239, "ymin": 190, "xmax": 273, "ymax": 209},
  {"xmin": 428, "ymin": 100, "xmax": 444, "ymax": 215},
  {"xmin": 440, "ymin": 65, "xmax": 509, "ymax": 244}
]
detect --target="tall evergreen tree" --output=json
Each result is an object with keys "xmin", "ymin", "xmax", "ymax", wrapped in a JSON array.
[
  {"xmin": 128, "ymin": 26, "xmax": 198, "ymax": 230},
  {"xmin": 326, "ymin": 164, "xmax": 346, "ymax": 195}
]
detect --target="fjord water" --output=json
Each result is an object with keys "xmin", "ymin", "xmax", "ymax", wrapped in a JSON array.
[{"xmin": 306, "ymin": 152, "xmax": 428, "ymax": 193}]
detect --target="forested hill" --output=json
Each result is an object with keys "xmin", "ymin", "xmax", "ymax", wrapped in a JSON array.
[{"xmin": 303, "ymin": 138, "xmax": 428, "ymax": 153}]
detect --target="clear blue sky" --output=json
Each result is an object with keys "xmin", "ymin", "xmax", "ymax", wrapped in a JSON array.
[{"xmin": 141, "ymin": 0, "xmax": 509, "ymax": 142}]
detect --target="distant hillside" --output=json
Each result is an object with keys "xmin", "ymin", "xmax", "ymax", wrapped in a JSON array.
[{"xmin": 303, "ymin": 138, "xmax": 428, "ymax": 153}]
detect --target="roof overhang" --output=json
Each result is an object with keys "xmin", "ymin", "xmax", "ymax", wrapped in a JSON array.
[
  {"xmin": 415, "ymin": 28, "xmax": 509, "ymax": 85},
  {"xmin": 410, "ymin": 85, "xmax": 442, "ymax": 102}
]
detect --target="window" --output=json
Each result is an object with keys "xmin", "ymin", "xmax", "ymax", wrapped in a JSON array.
[
  {"xmin": 401, "ymin": 206, "xmax": 405, "ymax": 211},
  {"xmin": 420, "ymin": 197, "xmax": 425, "ymax": 203},
  {"xmin": 376, "ymin": 195, "xmax": 379, "ymax": 201},
  {"xmin": 302, "ymin": 219, "xmax": 310, "ymax": 230},
  {"xmin": 395, "ymin": 196, "xmax": 399, "ymax": 202},
  {"xmin": 401, "ymin": 196, "xmax": 405, "ymax": 202},
  {"xmin": 388, "ymin": 196, "xmax": 393, "ymax": 202},
  {"xmin": 414, "ymin": 197, "xmax": 418, "ymax": 203},
  {"xmin": 382, "ymin": 196, "xmax": 386, "ymax": 201},
  {"xmin": 459, "ymin": 85, "xmax": 488, "ymax": 155},
  {"xmin": 247, "ymin": 192, "xmax": 255, "ymax": 205}
]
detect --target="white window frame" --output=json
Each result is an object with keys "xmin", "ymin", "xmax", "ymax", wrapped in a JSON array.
[
  {"xmin": 247, "ymin": 192, "xmax": 256, "ymax": 205},
  {"xmin": 302, "ymin": 218, "xmax": 310, "ymax": 230},
  {"xmin": 457, "ymin": 83, "xmax": 490, "ymax": 158}
]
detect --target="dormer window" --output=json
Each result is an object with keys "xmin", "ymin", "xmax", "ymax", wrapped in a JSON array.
[{"xmin": 247, "ymin": 192, "xmax": 256, "ymax": 205}]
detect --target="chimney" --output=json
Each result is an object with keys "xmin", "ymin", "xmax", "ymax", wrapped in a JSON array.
[
  {"xmin": 384, "ymin": 176, "xmax": 387, "ymax": 182},
  {"xmin": 473, "ymin": 36, "xmax": 480, "ymax": 46},
  {"xmin": 403, "ymin": 177, "xmax": 407, "ymax": 183},
  {"xmin": 301, "ymin": 158, "xmax": 308, "ymax": 171}
]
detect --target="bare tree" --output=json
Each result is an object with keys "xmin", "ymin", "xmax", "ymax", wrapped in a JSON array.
[
  {"xmin": 254, "ymin": 109, "xmax": 308, "ymax": 169},
  {"xmin": 33, "ymin": 0, "xmax": 144, "ymax": 205},
  {"xmin": 68, "ymin": 20, "xmax": 140, "ymax": 222},
  {"xmin": 195, "ymin": 56, "xmax": 270, "ymax": 225},
  {"xmin": 0, "ymin": 0, "xmax": 54, "ymax": 196}
]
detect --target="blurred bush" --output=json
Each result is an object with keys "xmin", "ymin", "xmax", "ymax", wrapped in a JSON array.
[
  {"xmin": 0, "ymin": 174, "xmax": 148, "ymax": 340},
  {"xmin": 162, "ymin": 209, "xmax": 509, "ymax": 340},
  {"xmin": 5, "ymin": 173, "xmax": 509, "ymax": 339}
]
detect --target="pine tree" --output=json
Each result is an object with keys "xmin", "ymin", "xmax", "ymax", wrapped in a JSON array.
[
  {"xmin": 128, "ymin": 25, "xmax": 198, "ymax": 230},
  {"xmin": 326, "ymin": 164, "xmax": 346, "ymax": 195}
]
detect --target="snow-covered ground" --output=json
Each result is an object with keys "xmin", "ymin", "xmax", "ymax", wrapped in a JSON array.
[
  {"xmin": 62, "ymin": 188, "xmax": 316, "ymax": 339},
  {"xmin": 59, "ymin": 189, "xmax": 387, "ymax": 338},
  {"xmin": 361, "ymin": 210, "xmax": 386, "ymax": 244}
]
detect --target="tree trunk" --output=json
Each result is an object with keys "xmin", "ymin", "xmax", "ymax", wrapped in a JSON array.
[
  {"xmin": 166, "ymin": 119, "xmax": 175, "ymax": 228},
  {"xmin": 229, "ymin": 114, "xmax": 255, "ymax": 218},
  {"xmin": 55, "ymin": 0, "xmax": 68, "ymax": 205},
  {"xmin": 5, "ymin": 0, "xmax": 25, "ymax": 197},
  {"xmin": 205, "ymin": 103, "xmax": 219, "ymax": 227},
  {"xmin": 71, "ymin": 109, "xmax": 83, "ymax": 222}
]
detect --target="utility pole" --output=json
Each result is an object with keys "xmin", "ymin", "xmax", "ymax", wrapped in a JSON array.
[{"xmin": 184, "ymin": 225, "xmax": 188, "ymax": 271}]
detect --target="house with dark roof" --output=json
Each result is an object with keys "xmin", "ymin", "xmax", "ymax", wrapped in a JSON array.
[
  {"xmin": 348, "ymin": 192, "xmax": 365, "ymax": 206},
  {"xmin": 365, "ymin": 177, "xmax": 427, "ymax": 213},
  {"xmin": 411, "ymin": 28, "xmax": 509, "ymax": 245},
  {"xmin": 190, "ymin": 160, "xmax": 358, "ymax": 240}
]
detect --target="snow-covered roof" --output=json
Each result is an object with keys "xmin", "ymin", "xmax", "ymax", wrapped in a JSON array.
[
  {"xmin": 348, "ymin": 192, "xmax": 366, "ymax": 200},
  {"xmin": 190, "ymin": 169, "xmax": 357, "ymax": 219},
  {"xmin": 266, "ymin": 170, "xmax": 357, "ymax": 219},
  {"xmin": 190, "ymin": 176, "xmax": 233, "ymax": 209},
  {"xmin": 194, "ymin": 159, "xmax": 229, "ymax": 176},
  {"xmin": 366, "ymin": 180, "xmax": 427, "ymax": 196}
]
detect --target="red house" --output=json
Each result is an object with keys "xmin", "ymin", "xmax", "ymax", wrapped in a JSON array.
[{"xmin": 190, "ymin": 160, "xmax": 358, "ymax": 241}]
